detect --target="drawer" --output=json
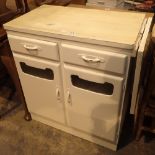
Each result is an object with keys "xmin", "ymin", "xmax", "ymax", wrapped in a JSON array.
[
  {"xmin": 8, "ymin": 35, "xmax": 59, "ymax": 61},
  {"xmin": 61, "ymin": 43, "xmax": 128, "ymax": 74}
]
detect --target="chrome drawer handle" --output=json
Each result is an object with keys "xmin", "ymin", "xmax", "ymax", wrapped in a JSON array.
[
  {"xmin": 81, "ymin": 55, "xmax": 104, "ymax": 63},
  {"xmin": 23, "ymin": 44, "xmax": 39, "ymax": 50}
]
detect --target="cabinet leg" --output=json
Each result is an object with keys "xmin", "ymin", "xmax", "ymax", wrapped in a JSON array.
[
  {"xmin": 135, "ymin": 106, "xmax": 145, "ymax": 140},
  {"xmin": 24, "ymin": 111, "xmax": 32, "ymax": 121},
  {"xmin": 136, "ymin": 129, "xmax": 142, "ymax": 140}
]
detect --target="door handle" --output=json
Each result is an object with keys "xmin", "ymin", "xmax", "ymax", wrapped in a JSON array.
[
  {"xmin": 67, "ymin": 91, "xmax": 72, "ymax": 106},
  {"xmin": 56, "ymin": 88, "xmax": 61, "ymax": 100}
]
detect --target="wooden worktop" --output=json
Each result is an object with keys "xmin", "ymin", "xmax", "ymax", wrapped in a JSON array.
[{"xmin": 4, "ymin": 5, "xmax": 146, "ymax": 49}]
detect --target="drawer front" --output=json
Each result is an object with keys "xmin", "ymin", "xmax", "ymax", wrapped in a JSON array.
[
  {"xmin": 8, "ymin": 35, "xmax": 59, "ymax": 61},
  {"xmin": 61, "ymin": 43, "xmax": 128, "ymax": 74}
]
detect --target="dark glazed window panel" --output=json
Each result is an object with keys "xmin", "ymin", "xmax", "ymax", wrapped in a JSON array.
[
  {"xmin": 20, "ymin": 62, "xmax": 54, "ymax": 80},
  {"xmin": 71, "ymin": 75, "xmax": 114, "ymax": 95}
]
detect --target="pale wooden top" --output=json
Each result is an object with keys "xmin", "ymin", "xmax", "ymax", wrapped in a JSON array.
[{"xmin": 4, "ymin": 5, "xmax": 146, "ymax": 49}]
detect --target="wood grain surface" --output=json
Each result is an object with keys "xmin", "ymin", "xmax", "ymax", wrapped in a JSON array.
[{"xmin": 4, "ymin": 5, "xmax": 146, "ymax": 49}]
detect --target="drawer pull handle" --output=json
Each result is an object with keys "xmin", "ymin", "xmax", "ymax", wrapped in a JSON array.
[
  {"xmin": 56, "ymin": 88, "xmax": 60, "ymax": 100},
  {"xmin": 23, "ymin": 44, "xmax": 39, "ymax": 50},
  {"xmin": 81, "ymin": 55, "xmax": 103, "ymax": 63},
  {"xmin": 67, "ymin": 91, "xmax": 72, "ymax": 105}
]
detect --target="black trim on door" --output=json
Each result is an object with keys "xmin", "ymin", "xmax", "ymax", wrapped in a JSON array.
[
  {"xmin": 20, "ymin": 62, "xmax": 54, "ymax": 80},
  {"xmin": 71, "ymin": 75, "xmax": 114, "ymax": 95}
]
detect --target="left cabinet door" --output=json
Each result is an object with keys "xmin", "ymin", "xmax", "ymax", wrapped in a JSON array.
[{"xmin": 13, "ymin": 53, "xmax": 66, "ymax": 124}]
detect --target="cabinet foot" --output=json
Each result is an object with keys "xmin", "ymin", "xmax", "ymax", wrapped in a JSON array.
[{"xmin": 24, "ymin": 112, "xmax": 32, "ymax": 121}]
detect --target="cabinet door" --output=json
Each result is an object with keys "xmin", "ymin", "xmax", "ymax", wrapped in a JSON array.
[
  {"xmin": 64, "ymin": 64, "xmax": 124, "ymax": 142},
  {"xmin": 14, "ymin": 53, "xmax": 65, "ymax": 124}
]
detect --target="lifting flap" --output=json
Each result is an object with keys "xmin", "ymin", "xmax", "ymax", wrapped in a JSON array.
[{"xmin": 130, "ymin": 17, "xmax": 153, "ymax": 114}]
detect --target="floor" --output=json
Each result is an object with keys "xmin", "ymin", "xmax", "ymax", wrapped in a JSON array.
[{"xmin": 0, "ymin": 96, "xmax": 155, "ymax": 155}]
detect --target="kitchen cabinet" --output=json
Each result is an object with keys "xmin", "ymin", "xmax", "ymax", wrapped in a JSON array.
[{"xmin": 4, "ymin": 5, "xmax": 153, "ymax": 150}]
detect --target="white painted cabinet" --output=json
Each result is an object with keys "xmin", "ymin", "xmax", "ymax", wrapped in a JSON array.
[{"xmin": 4, "ymin": 5, "xmax": 153, "ymax": 150}]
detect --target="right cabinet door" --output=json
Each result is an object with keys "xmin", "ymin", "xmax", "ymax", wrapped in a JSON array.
[{"xmin": 64, "ymin": 64, "xmax": 125, "ymax": 142}]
